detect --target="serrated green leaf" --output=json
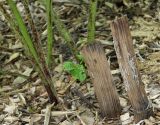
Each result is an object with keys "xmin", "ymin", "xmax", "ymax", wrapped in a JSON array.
[
  {"xmin": 79, "ymin": 72, "xmax": 86, "ymax": 82},
  {"xmin": 63, "ymin": 61, "xmax": 86, "ymax": 82},
  {"xmin": 63, "ymin": 61, "xmax": 75, "ymax": 71},
  {"xmin": 70, "ymin": 68, "xmax": 86, "ymax": 82}
]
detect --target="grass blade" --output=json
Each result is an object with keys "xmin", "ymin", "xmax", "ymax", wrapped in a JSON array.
[
  {"xmin": 40, "ymin": 1, "xmax": 78, "ymax": 60},
  {"xmin": 51, "ymin": 8, "xmax": 78, "ymax": 59},
  {"xmin": 7, "ymin": 0, "xmax": 40, "ymax": 64},
  {"xmin": 6, "ymin": 0, "xmax": 58, "ymax": 103},
  {"xmin": 22, "ymin": 0, "xmax": 44, "ymax": 60},
  {"xmin": 0, "ymin": 2, "xmax": 29, "ymax": 53},
  {"xmin": 46, "ymin": 0, "xmax": 53, "ymax": 67},
  {"xmin": 87, "ymin": 0, "xmax": 97, "ymax": 43}
]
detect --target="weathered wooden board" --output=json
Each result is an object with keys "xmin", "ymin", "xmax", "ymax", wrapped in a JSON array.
[
  {"xmin": 110, "ymin": 16, "xmax": 153, "ymax": 122},
  {"xmin": 82, "ymin": 43, "xmax": 121, "ymax": 118}
]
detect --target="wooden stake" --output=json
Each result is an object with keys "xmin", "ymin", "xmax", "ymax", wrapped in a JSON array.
[
  {"xmin": 82, "ymin": 43, "xmax": 121, "ymax": 118},
  {"xmin": 110, "ymin": 16, "xmax": 153, "ymax": 122}
]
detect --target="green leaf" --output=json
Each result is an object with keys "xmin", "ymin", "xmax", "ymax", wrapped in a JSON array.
[
  {"xmin": 63, "ymin": 61, "xmax": 75, "ymax": 71},
  {"xmin": 79, "ymin": 72, "xmax": 86, "ymax": 82},
  {"xmin": 63, "ymin": 61, "xmax": 86, "ymax": 82},
  {"xmin": 70, "ymin": 65, "xmax": 86, "ymax": 82}
]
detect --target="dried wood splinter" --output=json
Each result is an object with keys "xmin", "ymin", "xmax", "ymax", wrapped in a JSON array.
[
  {"xmin": 82, "ymin": 43, "xmax": 121, "ymax": 119},
  {"xmin": 110, "ymin": 16, "xmax": 153, "ymax": 122}
]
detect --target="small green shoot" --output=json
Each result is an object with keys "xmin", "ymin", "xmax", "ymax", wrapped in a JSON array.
[
  {"xmin": 87, "ymin": 0, "xmax": 97, "ymax": 43},
  {"xmin": 63, "ymin": 61, "xmax": 86, "ymax": 82},
  {"xmin": 7, "ymin": 0, "xmax": 40, "ymax": 65},
  {"xmin": 5, "ymin": 0, "xmax": 58, "ymax": 103}
]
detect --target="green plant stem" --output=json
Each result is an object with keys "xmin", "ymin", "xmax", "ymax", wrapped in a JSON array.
[
  {"xmin": 51, "ymin": 8, "xmax": 78, "ymax": 60},
  {"xmin": 40, "ymin": 1, "xmax": 79, "ymax": 61},
  {"xmin": 46, "ymin": 0, "xmax": 53, "ymax": 67},
  {"xmin": 7, "ymin": 0, "xmax": 39, "ymax": 64},
  {"xmin": 6, "ymin": 0, "xmax": 58, "ymax": 103},
  {"xmin": 22, "ymin": 0, "xmax": 50, "ymax": 73},
  {"xmin": 0, "ymin": 2, "xmax": 18, "ymax": 39},
  {"xmin": 87, "ymin": 0, "xmax": 97, "ymax": 43},
  {"xmin": 22, "ymin": 0, "xmax": 45, "ymax": 63},
  {"xmin": 0, "ymin": 2, "xmax": 28, "ymax": 52}
]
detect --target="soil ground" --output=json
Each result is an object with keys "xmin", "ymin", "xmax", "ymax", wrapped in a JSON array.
[{"xmin": 0, "ymin": 0, "xmax": 160, "ymax": 124}]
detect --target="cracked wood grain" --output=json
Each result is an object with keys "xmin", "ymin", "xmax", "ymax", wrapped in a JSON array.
[
  {"xmin": 110, "ymin": 16, "xmax": 153, "ymax": 123},
  {"xmin": 82, "ymin": 43, "xmax": 121, "ymax": 119}
]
